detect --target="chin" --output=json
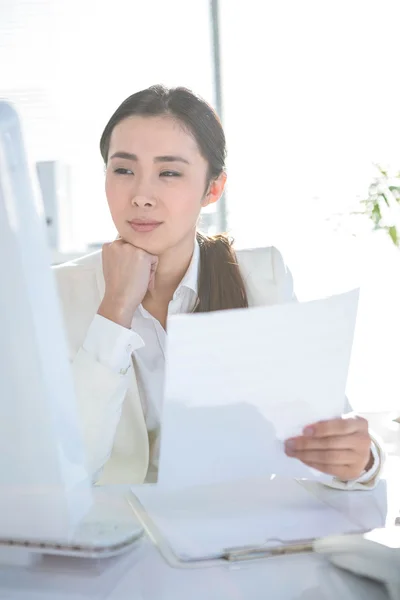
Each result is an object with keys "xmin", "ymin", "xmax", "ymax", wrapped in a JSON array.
[{"xmin": 119, "ymin": 229, "xmax": 167, "ymax": 256}]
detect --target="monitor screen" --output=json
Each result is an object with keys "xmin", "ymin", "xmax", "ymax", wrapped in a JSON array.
[{"xmin": 0, "ymin": 101, "xmax": 91, "ymax": 542}]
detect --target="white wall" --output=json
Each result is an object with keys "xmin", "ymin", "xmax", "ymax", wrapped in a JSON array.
[
  {"xmin": 219, "ymin": 0, "xmax": 400, "ymax": 412},
  {"xmin": 0, "ymin": 0, "xmax": 215, "ymax": 250}
]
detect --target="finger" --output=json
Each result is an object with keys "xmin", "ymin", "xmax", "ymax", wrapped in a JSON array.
[
  {"xmin": 150, "ymin": 257, "xmax": 159, "ymax": 271},
  {"xmin": 148, "ymin": 272, "xmax": 155, "ymax": 291},
  {"xmin": 285, "ymin": 432, "xmax": 370, "ymax": 452},
  {"xmin": 298, "ymin": 461, "xmax": 362, "ymax": 480},
  {"xmin": 303, "ymin": 415, "xmax": 368, "ymax": 438},
  {"xmin": 148, "ymin": 260, "xmax": 158, "ymax": 290},
  {"xmin": 285, "ymin": 448, "xmax": 359, "ymax": 465}
]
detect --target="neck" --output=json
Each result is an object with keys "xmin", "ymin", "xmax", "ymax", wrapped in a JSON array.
[{"xmin": 147, "ymin": 233, "xmax": 196, "ymax": 303}]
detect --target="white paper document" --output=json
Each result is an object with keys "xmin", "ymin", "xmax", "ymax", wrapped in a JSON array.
[
  {"xmin": 158, "ymin": 289, "xmax": 359, "ymax": 488},
  {"xmin": 130, "ymin": 478, "xmax": 384, "ymax": 561}
]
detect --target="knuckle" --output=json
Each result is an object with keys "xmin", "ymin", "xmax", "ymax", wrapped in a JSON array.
[
  {"xmin": 356, "ymin": 416, "xmax": 369, "ymax": 431},
  {"xmin": 344, "ymin": 418, "xmax": 356, "ymax": 433},
  {"xmin": 360, "ymin": 430, "xmax": 371, "ymax": 442},
  {"xmin": 354, "ymin": 431, "xmax": 370, "ymax": 448}
]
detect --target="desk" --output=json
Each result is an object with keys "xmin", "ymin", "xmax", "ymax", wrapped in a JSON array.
[{"xmin": 0, "ymin": 458, "xmax": 398, "ymax": 600}]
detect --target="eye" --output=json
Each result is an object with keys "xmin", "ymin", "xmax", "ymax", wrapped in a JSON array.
[
  {"xmin": 114, "ymin": 167, "xmax": 134, "ymax": 175},
  {"xmin": 160, "ymin": 170, "xmax": 181, "ymax": 178}
]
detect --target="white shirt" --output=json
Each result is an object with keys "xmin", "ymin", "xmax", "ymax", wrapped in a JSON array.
[
  {"xmin": 83, "ymin": 241, "xmax": 200, "ymax": 480},
  {"xmin": 82, "ymin": 240, "xmax": 379, "ymax": 485}
]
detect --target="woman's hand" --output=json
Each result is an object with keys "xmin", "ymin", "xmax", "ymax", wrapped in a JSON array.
[
  {"xmin": 98, "ymin": 239, "xmax": 158, "ymax": 328},
  {"xmin": 284, "ymin": 415, "xmax": 373, "ymax": 481}
]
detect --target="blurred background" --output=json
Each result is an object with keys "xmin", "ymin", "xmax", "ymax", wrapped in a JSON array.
[{"xmin": 1, "ymin": 0, "xmax": 399, "ymax": 438}]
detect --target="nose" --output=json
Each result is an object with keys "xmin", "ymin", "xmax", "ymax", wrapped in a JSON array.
[{"xmin": 131, "ymin": 195, "xmax": 156, "ymax": 208}]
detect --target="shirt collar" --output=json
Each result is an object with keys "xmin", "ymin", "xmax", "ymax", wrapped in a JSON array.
[{"xmin": 174, "ymin": 238, "xmax": 200, "ymax": 297}]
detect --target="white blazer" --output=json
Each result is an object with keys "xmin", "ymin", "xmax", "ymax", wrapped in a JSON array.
[{"xmin": 53, "ymin": 246, "xmax": 382, "ymax": 488}]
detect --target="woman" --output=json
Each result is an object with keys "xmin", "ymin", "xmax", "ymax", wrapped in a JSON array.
[{"xmin": 54, "ymin": 85, "xmax": 382, "ymax": 487}]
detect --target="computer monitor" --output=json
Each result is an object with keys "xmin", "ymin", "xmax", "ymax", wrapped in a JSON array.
[{"xmin": 0, "ymin": 100, "xmax": 92, "ymax": 543}]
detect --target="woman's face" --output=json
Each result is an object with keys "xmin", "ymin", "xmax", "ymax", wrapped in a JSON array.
[{"xmin": 105, "ymin": 115, "xmax": 225, "ymax": 256}]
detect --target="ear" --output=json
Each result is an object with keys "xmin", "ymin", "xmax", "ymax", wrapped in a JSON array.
[{"xmin": 201, "ymin": 172, "xmax": 227, "ymax": 208}]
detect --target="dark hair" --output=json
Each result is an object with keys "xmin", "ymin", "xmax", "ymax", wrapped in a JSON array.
[{"xmin": 100, "ymin": 84, "xmax": 248, "ymax": 312}]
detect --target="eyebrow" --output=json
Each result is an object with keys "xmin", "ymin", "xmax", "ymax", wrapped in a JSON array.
[{"xmin": 109, "ymin": 151, "xmax": 190, "ymax": 165}]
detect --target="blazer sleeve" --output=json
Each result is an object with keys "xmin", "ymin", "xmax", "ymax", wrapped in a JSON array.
[
  {"xmin": 71, "ymin": 346, "xmax": 132, "ymax": 481},
  {"xmin": 52, "ymin": 263, "xmax": 132, "ymax": 482},
  {"xmin": 271, "ymin": 247, "xmax": 385, "ymax": 490}
]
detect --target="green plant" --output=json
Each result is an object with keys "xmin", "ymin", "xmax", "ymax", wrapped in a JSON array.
[{"xmin": 356, "ymin": 165, "xmax": 400, "ymax": 247}]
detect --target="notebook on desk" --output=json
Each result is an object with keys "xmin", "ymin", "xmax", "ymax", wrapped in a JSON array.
[{"xmin": 128, "ymin": 478, "xmax": 386, "ymax": 568}]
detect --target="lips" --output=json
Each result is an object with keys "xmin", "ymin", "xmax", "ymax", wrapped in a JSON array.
[{"xmin": 128, "ymin": 219, "xmax": 162, "ymax": 233}]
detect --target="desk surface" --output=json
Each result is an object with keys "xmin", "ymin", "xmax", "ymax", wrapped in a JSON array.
[{"xmin": 0, "ymin": 458, "xmax": 398, "ymax": 600}]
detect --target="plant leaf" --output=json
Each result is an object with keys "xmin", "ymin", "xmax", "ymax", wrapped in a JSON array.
[
  {"xmin": 377, "ymin": 165, "xmax": 388, "ymax": 177},
  {"xmin": 371, "ymin": 203, "xmax": 382, "ymax": 224},
  {"xmin": 388, "ymin": 226, "xmax": 399, "ymax": 246}
]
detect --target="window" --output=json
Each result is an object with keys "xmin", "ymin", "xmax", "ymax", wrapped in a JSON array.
[
  {"xmin": 219, "ymin": 0, "xmax": 400, "ymax": 412},
  {"xmin": 0, "ymin": 0, "xmax": 215, "ymax": 251}
]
